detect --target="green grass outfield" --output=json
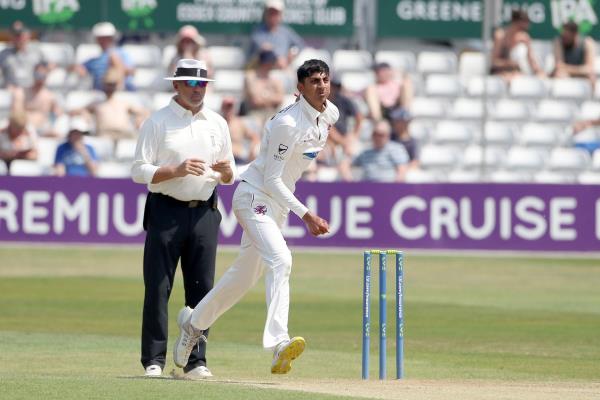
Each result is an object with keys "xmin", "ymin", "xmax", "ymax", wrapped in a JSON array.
[{"xmin": 1, "ymin": 246, "xmax": 599, "ymax": 400}]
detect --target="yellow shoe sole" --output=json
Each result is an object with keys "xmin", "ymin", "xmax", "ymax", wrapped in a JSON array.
[{"xmin": 271, "ymin": 337, "xmax": 306, "ymax": 374}]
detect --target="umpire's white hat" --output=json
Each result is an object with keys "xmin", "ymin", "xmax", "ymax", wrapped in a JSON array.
[{"xmin": 164, "ymin": 59, "xmax": 214, "ymax": 81}]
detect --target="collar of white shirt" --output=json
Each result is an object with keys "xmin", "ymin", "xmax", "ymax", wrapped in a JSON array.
[
  {"xmin": 299, "ymin": 95, "xmax": 325, "ymax": 123},
  {"xmin": 169, "ymin": 97, "xmax": 207, "ymax": 120}
]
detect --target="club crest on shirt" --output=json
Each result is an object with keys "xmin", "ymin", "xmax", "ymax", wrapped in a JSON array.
[{"xmin": 254, "ymin": 204, "xmax": 267, "ymax": 215}]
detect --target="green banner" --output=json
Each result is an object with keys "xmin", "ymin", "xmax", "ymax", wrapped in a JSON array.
[
  {"xmin": 377, "ymin": 0, "xmax": 600, "ymax": 40},
  {"xmin": 0, "ymin": 0, "xmax": 354, "ymax": 36}
]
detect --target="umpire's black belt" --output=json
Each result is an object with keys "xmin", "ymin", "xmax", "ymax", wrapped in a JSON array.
[{"xmin": 151, "ymin": 191, "xmax": 218, "ymax": 209}]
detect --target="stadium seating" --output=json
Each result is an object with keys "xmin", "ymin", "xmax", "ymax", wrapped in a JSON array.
[
  {"xmin": 293, "ymin": 48, "xmax": 332, "ymax": 70},
  {"xmin": 547, "ymin": 147, "xmax": 591, "ymax": 172},
  {"xmin": 375, "ymin": 50, "xmax": 416, "ymax": 73},
  {"xmin": 341, "ymin": 71, "xmax": 375, "ymax": 93},
  {"xmin": 535, "ymin": 100, "xmax": 577, "ymax": 123},
  {"xmin": 534, "ymin": 170, "xmax": 577, "ymax": 183},
  {"xmin": 430, "ymin": 120, "xmax": 473, "ymax": 146},
  {"xmin": 579, "ymin": 100, "xmax": 600, "ymax": 120},
  {"xmin": 424, "ymin": 74, "xmax": 462, "ymax": 97},
  {"xmin": 447, "ymin": 169, "xmax": 481, "ymax": 183},
  {"xmin": 37, "ymin": 137, "xmax": 60, "ymax": 167},
  {"xmin": 9, "ymin": 160, "xmax": 47, "ymax": 176},
  {"xmin": 122, "ymin": 44, "xmax": 162, "ymax": 68},
  {"xmin": 419, "ymin": 144, "xmax": 459, "ymax": 170},
  {"xmin": 96, "ymin": 161, "xmax": 132, "ymax": 178},
  {"xmin": 114, "ymin": 138, "xmax": 138, "ymax": 161},
  {"xmin": 0, "ymin": 89, "xmax": 12, "ymax": 118},
  {"xmin": 132, "ymin": 68, "xmax": 165, "ymax": 91},
  {"xmin": 448, "ymin": 98, "xmax": 483, "ymax": 120},
  {"xmin": 333, "ymin": 50, "xmax": 373, "ymax": 73},
  {"xmin": 578, "ymin": 170, "xmax": 600, "ymax": 184},
  {"xmin": 416, "ymin": 51, "xmax": 457, "ymax": 75},
  {"xmin": 410, "ymin": 97, "xmax": 448, "ymax": 119},
  {"xmin": 551, "ymin": 78, "xmax": 592, "ymax": 101},
  {"xmin": 458, "ymin": 52, "xmax": 485, "ymax": 79},
  {"xmin": 208, "ymin": 46, "xmax": 246, "ymax": 69},
  {"xmin": 505, "ymin": 147, "xmax": 547, "ymax": 171},
  {"xmin": 520, "ymin": 123, "xmax": 564, "ymax": 148},
  {"xmin": 466, "ymin": 76, "xmax": 507, "ymax": 98},
  {"xmin": 75, "ymin": 43, "xmax": 101, "ymax": 64},
  {"xmin": 462, "ymin": 145, "xmax": 503, "ymax": 170},
  {"xmin": 39, "ymin": 42, "xmax": 75, "ymax": 67},
  {"xmin": 65, "ymin": 90, "xmax": 104, "ymax": 111},
  {"xmin": 84, "ymin": 136, "xmax": 114, "ymax": 161},
  {"xmin": 509, "ymin": 76, "xmax": 549, "ymax": 99},
  {"xmin": 212, "ymin": 70, "xmax": 245, "ymax": 94},
  {"xmin": 404, "ymin": 168, "xmax": 441, "ymax": 183},
  {"xmin": 480, "ymin": 121, "xmax": 515, "ymax": 147},
  {"xmin": 489, "ymin": 99, "xmax": 531, "ymax": 121}
]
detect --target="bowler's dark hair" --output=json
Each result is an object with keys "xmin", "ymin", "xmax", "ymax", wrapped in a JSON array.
[
  {"xmin": 511, "ymin": 9, "xmax": 529, "ymax": 23},
  {"xmin": 297, "ymin": 59, "xmax": 330, "ymax": 83},
  {"xmin": 563, "ymin": 21, "xmax": 579, "ymax": 33}
]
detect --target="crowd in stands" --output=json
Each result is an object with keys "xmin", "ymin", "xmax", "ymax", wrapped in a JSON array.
[{"xmin": 2, "ymin": 3, "xmax": 600, "ymax": 183}]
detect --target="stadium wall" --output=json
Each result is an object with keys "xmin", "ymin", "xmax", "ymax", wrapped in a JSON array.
[{"xmin": 1, "ymin": 177, "xmax": 599, "ymax": 252}]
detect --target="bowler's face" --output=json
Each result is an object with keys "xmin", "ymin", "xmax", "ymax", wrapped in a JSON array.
[{"xmin": 298, "ymin": 72, "xmax": 330, "ymax": 110}]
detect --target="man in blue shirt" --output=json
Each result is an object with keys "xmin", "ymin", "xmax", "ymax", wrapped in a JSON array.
[
  {"xmin": 54, "ymin": 118, "xmax": 98, "ymax": 177},
  {"xmin": 340, "ymin": 120, "xmax": 409, "ymax": 182},
  {"xmin": 248, "ymin": 0, "xmax": 304, "ymax": 69},
  {"xmin": 79, "ymin": 22, "xmax": 135, "ymax": 91}
]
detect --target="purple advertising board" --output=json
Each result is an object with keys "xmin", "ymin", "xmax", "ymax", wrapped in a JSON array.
[{"xmin": 1, "ymin": 176, "xmax": 599, "ymax": 252}]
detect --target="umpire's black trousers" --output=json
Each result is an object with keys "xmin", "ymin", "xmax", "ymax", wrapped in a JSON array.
[{"xmin": 141, "ymin": 191, "xmax": 221, "ymax": 372}]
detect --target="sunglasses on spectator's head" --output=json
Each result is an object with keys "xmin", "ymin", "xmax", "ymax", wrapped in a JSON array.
[{"xmin": 183, "ymin": 80, "xmax": 208, "ymax": 88}]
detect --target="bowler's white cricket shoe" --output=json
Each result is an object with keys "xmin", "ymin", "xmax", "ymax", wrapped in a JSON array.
[
  {"xmin": 173, "ymin": 306, "xmax": 206, "ymax": 368},
  {"xmin": 271, "ymin": 337, "xmax": 306, "ymax": 374},
  {"xmin": 183, "ymin": 365, "xmax": 213, "ymax": 380}
]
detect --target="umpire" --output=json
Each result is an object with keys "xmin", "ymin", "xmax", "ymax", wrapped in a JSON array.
[{"xmin": 132, "ymin": 59, "xmax": 235, "ymax": 379}]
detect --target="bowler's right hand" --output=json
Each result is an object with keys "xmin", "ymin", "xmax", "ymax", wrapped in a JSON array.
[{"xmin": 302, "ymin": 211, "xmax": 330, "ymax": 236}]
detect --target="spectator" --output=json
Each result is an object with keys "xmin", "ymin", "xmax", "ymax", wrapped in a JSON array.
[
  {"xmin": 220, "ymin": 97, "xmax": 260, "ymax": 164},
  {"xmin": 389, "ymin": 107, "xmax": 419, "ymax": 169},
  {"xmin": 491, "ymin": 9, "xmax": 544, "ymax": 81},
  {"xmin": 248, "ymin": 0, "xmax": 304, "ymax": 69},
  {"xmin": 0, "ymin": 21, "xmax": 45, "ymax": 89},
  {"xmin": 552, "ymin": 21, "xmax": 596, "ymax": 86},
  {"xmin": 327, "ymin": 76, "xmax": 363, "ymax": 157},
  {"xmin": 571, "ymin": 117, "xmax": 600, "ymax": 155},
  {"xmin": 12, "ymin": 62, "xmax": 64, "ymax": 137},
  {"xmin": 53, "ymin": 117, "xmax": 98, "ymax": 177},
  {"xmin": 80, "ymin": 68, "xmax": 148, "ymax": 140},
  {"xmin": 365, "ymin": 62, "xmax": 413, "ymax": 122},
  {"xmin": 340, "ymin": 120, "xmax": 409, "ymax": 182},
  {"xmin": 169, "ymin": 25, "xmax": 212, "ymax": 76},
  {"xmin": 243, "ymin": 49, "xmax": 284, "ymax": 127},
  {"xmin": 76, "ymin": 22, "xmax": 135, "ymax": 91},
  {"xmin": 0, "ymin": 110, "xmax": 38, "ymax": 168}
]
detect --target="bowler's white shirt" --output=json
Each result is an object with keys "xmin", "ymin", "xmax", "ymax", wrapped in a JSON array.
[
  {"xmin": 241, "ymin": 95, "xmax": 339, "ymax": 217},
  {"xmin": 132, "ymin": 98, "xmax": 236, "ymax": 201}
]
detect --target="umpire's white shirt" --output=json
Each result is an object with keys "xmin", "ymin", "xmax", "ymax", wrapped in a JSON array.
[
  {"xmin": 132, "ymin": 98, "xmax": 236, "ymax": 201},
  {"xmin": 241, "ymin": 95, "xmax": 340, "ymax": 217}
]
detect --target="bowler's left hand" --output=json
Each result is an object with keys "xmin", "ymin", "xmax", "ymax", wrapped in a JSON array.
[{"xmin": 211, "ymin": 159, "xmax": 233, "ymax": 183}]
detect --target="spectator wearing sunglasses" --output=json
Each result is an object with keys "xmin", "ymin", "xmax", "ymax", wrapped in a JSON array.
[{"xmin": 132, "ymin": 58, "xmax": 236, "ymax": 380}]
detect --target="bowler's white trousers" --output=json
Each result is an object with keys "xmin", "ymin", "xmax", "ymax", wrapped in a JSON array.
[{"xmin": 189, "ymin": 182, "xmax": 293, "ymax": 349}]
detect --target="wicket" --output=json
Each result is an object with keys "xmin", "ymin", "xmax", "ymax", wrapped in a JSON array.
[{"xmin": 362, "ymin": 250, "xmax": 404, "ymax": 380}]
